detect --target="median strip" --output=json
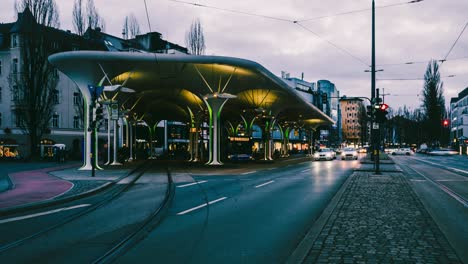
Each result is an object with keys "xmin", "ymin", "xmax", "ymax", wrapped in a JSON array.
[
  {"xmin": 177, "ymin": 180, "xmax": 208, "ymax": 188},
  {"xmin": 255, "ymin": 180, "xmax": 275, "ymax": 188},
  {"xmin": 177, "ymin": 197, "xmax": 228, "ymax": 215}
]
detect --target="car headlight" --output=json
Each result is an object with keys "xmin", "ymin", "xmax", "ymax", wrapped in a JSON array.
[
  {"xmin": 314, "ymin": 153, "xmax": 319, "ymax": 158},
  {"xmin": 353, "ymin": 152, "xmax": 357, "ymax": 156}
]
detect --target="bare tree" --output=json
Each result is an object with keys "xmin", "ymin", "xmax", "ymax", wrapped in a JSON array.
[
  {"xmin": 72, "ymin": 0, "xmax": 85, "ymax": 35},
  {"xmin": 86, "ymin": 0, "xmax": 105, "ymax": 31},
  {"xmin": 10, "ymin": 4, "xmax": 60, "ymax": 159},
  {"xmin": 15, "ymin": 0, "xmax": 60, "ymax": 27},
  {"xmin": 123, "ymin": 13, "xmax": 140, "ymax": 39},
  {"xmin": 185, "ymin": 18, "xmax": 206, "ymax": 55}
]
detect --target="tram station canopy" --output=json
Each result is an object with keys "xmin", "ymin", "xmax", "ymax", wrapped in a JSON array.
[{"xmin": 49, "ymin": 51, "xmax": 334, "ymax": 127}]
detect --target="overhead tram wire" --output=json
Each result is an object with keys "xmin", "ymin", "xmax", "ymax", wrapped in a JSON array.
[
  {"xmin": 294, "ymin": 22, "xmax": 370, "ymax": 67},
  {"xmin": 167, "ymin": 0, "xmax": 294, "ymax": 23},
  {"xmin": 168, "ymin": 0, "xmax": 371, "ymax": 67},
  {"xmin": 143, "ymin": 0, "xmax": 162, "ymax": 84},
  {"xmin": 297, "ymin": 0, "xmax": 424, "ymax": 23},
  {"xmin": 376, "ymin": 56, "xmax": 468, "ymax": 67},
  {"xmin": 440, "ymin": 22, "xmax": 468, "ymax": 66}
]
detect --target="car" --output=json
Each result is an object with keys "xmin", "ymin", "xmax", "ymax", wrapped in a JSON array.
[
  {"xmin": 391, "ymin": 148, "xmax": 413, "ymax": 155},
  {"xmin": 341, "ymin": 147, "xmax": 358, "ymax": 160},
  {"xmin": 427, "ymin": 148, "xmax": 458, "ymax": 156},
  {"xmin": 228, "ymin": 153, "xmax": 254, "ymax": 161},
  {"xmin": 313, "ymin": 148, "xmax": 336, "ymax": 161}
]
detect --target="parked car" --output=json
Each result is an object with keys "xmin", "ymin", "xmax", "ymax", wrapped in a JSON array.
[
  {"xmin": 228, "ymin": 154, "xmax": 254, "ymax": 161},
  {"xmin": 427, "ymin": 148, "xmax": 458, "ymax": 156},
  {"xmin": 391, "ymin": 148, "xmax": 413, "ymax": 155},
  {"xmin": 313, "ymin": 148, "xmax": 336, "ymax": 161},
  {"xmin": 341, "ymin": 147, "xmax": 358, "ymax": 160}
]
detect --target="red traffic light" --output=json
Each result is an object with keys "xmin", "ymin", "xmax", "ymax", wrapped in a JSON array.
[
  {"xmin": 379, "ymin": 103, "xmax": 389, "ymax": 111},
  {"xmin": 443, "ymin": 119, "xmax": 449, "ymax": 127}
]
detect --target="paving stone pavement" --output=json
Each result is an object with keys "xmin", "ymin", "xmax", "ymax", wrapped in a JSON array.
[{"xmin": 304, "ymin": 171, "xmax": 462, "ymax": 264}]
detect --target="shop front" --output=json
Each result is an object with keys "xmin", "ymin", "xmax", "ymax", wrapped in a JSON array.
[{"xmin": 0, "ymin": 139, "xmax": 20, "ymax": 160}]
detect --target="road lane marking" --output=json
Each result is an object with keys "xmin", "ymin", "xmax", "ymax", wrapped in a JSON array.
[
  {"xmin": 405, "ymin": 165, "xmax": 468, "ymax": 208},
  {"xmin": 177, "ymin": 180, "xmax": 207, "ymax": 188},
  {"xmin": 437, "ymin": 179, "xmax": 468, "ymax": 182},
  {"xmin": 412, "ymin": 157, "xmax": 468, "ymax": 174},
  {"xmin": 0, "ymin": 204, "xmax": 91, "ymax": 224},
  {"xmin": 177, "ymin": 197, "xmax": 228, "ymax": 215},
  {"xmin": 255, "ymin": 180, "xmax": 275, "ymax": 188},
  {"xmin": 241, "ymin": 171, "xmax": 257, "ymax": 175},
  {"xmin": 267, "ymin": 167, "xmax": 276, "ymax": 171},
  {"xmin": 410, "ymin": 179, "xmax": 426, "ymax": 182},
  {"xmin": 301, "ymin": 169, "xmax": 311, "ymax": 173}
]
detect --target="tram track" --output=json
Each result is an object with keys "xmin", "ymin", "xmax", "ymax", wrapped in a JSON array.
[
  {"xmin": 396, "ymin": 157, "xmax": 468, "ymax": 208},
  {"xmin": 0, "ymin": 161, "xmax": 153, "ymax": 254}
]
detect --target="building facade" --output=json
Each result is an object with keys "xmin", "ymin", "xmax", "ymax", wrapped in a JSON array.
[
  {"xmin": 0, "ymin": 8, "xmax": 187, "ymax": 160},
  {"xmin": 450, "ymin": 87, "xmax": 468, "ymax": 154},
  {"xmin": 339, "ymin": 98, "xmax": 364, "ymax": 147}
]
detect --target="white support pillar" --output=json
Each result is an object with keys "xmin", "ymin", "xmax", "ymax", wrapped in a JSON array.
[
  {"xmin": 119, "ymin": 118, "xmax": 124, "ymax": 148},
  {"xmin": 128, "ymin": 121, "xmax": 134, "ymax": 161},
  {"xmin": 105, "ymin": 116, "xmax": 112, "ymax": 165},
  {"xmin": 111, "ymin": 119, "xmax": 122, "ymax": 165},
  {"xmin": 203, "ymin": 93, "xmax": 236, "ymax": 165},
  {"xmin": 79, "ymin": 97, "xmax": 93, "ymax": 170}
]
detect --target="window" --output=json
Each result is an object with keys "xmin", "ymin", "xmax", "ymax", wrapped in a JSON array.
[
  {"xmin": 11, "ymin": 34, "xmax": 17, "ymax": 47},
  {"xmin": 12, "ymin": 85, "xmax": 18, "ymax": 101},
  {"xmin": 73, "ymin": 116, "xmax": 80, "ymax": 129},
  {"xmin": 52, "ymin": 89, "xmax": 59, "ymax": 104},
  {"xmin": 0, "ymin": 87, "xmax": 2, "ymax": 102},
  {"xmin": 12, "ymin": 58, "xmax": 18, "ymax": 74},
  {"xmin": 52, "ymin": 113, "xmax": 59, "ymax": 128},
  {"xmin": 73, "ymin": 92, "xmax": 81, "ymax": 105},
  {"xmin": 15, "ymin": 113, "xmax": 22, "ymax": 127},
  {"xmin": 0, "ymin": 60, "xmax": 2, "ymax": 75},
  {"xmin": 0, "ymin": 113, "xmax": 2, "ymax": 127}
]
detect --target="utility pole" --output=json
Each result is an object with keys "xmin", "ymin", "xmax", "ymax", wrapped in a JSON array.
[{"xmin": 371, "ymin": 0, "xmax": 381, "ymax": 174}]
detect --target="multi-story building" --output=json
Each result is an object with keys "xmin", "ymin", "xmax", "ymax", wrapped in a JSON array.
[
  {"xmin": 317, "ymin": 80, "xmax": 341, "ymax": 146},
  {"xmin": 0, "ymin": 8, "xmax": 187, "ymax": 160},
  {"xmin": 450, "ymin": 87, "xmax": 468, "ymax": 154},
  {"xmin": 339, "ymin": 98, "xmax": 364, "ymax": 147}
]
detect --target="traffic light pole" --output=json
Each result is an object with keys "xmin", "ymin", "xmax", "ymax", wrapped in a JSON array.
[{"xmin": 371, "ymin": 0, "xmax": 381, "ymax": 175}]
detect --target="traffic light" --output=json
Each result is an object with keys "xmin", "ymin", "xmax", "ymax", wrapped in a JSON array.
[
  {"xmin": 366, "ymin": 105, "xmax": 374, "ymax": 117},
  {"xmin": 95, "ymin": 106, "xmax": 104, "ymax": 121},
  {"xmin": 442, "ymin": 119, "xmax": 449, "ymax": 128},
  {"xmin": 375, "ymin": 103, "xmax": 389, "ymax": 123},
  {"xmin": 321, "ymin": 93, "xmax": 328, "ymax": 104}
]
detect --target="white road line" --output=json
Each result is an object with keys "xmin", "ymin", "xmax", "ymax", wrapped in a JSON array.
[
  {"xmin": 412, "ymin": 157, "xmax": 468, "ymax": 174},
  {"xmin": 177, "ymin": 180, "xmax": 207, "ymax": 188},
  {"xmin": 301, "ymin": 169, "xmax": 311, "ymax": 173},
  {"xmin": 255, "ymin": 180, "xmax": 275, "ymax": 188},
  {"xmin": 267, "ymin": 167, "xmax": 276, "ymax": 171},
  {"xmin": 0, "ymin": 204, "xmax": 91, "ymax": 224},
  {"xmin": 437, "ymin": 179, "xmax": 468, "ymax": 182},
  {"xmin": 177, "ymin": 197, "xmax": 228, "ymax": 215},
  {"xmin": 410, "ymin": 179, "xmax": 426, "ymax": 182},
  {"xmin": 241, "ymin": 171, "xmax": 257, "ymax": 175},
  {"xmin": 406, "ymin": 165, "xmax": 468, "ymax": 208}
]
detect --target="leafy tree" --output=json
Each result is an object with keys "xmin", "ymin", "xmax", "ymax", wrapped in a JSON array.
[
  {"xmin": 185, "ymin": 18, "xmax": 206, "ymax": 55},
  {"xmin": 421, "ymin": 60, "xmax": 445, "ymax": 146},
  {"xmin": 10, "ymin": 1, "xmax": 61, "ymax": 159}
]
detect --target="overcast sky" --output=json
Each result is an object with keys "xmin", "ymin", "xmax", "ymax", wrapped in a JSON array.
[{"xmin": 1, "ymin": 0, "xmax": 467, "ymax": 111}]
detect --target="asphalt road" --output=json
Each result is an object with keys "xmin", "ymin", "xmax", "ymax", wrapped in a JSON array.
[
  {"xmin": 392, "ymin": 154, "xmax": 468, "ymax": 262},
  {"xmin": 0, "ymin": 165, "xmax": 169, "ymax": 263},
  {"xmin": 117, "ymin": 158, "xmax": 357, "ymax": 263}
]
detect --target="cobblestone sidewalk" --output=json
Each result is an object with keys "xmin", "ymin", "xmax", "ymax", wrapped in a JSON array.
[{"xmin": 304, "ymin": 172, "xmax": 461, "ymax": 263}]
